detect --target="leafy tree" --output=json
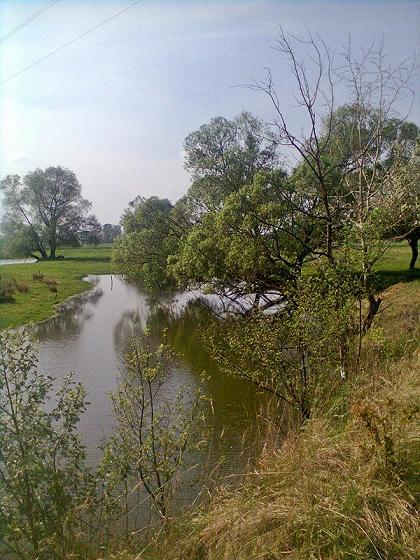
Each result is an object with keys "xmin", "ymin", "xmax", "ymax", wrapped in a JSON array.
[
  {"xmin": 184, "ymin": 111, "xmax": 278, "ymax": 212},
  {"xmin": 0, "ymin": 166, "xmax": 94, "ymax": 259},
  {"xmin": 78, "ymin": 215, "xmax": 103, "ymax": 246},
  {"xmin": 0, "ymin": 216, "xmax": 38, "ymax": 259},
  {"xmin": 170, "ymin": 170, "xmax": 322, "ymax": 304},
  {"xmin": 100, "ymin": 335, "xmax": 206, "ymax": 526},
  {"xmin": 380, "ymin": 141, "xmax": 420, "ymax": 270},
  {"xmin": 113, "ymin": 113, "xmax": 281, "ymax": 292},
  {"xmin": 205, "ymin": 263, "xmax": 359, "ymax": 420},
  {"xmin": 0, "ymin": 330, "xmax": 93, "ymax": 558},
  {"xmin": 112, "ymin": 196, "xmax": 179, "ymax": 290},
  {"xmin": 252, "ymin": 30, "xmax": 417, "ymax": 327},
  {"xmin": 101, "ymin": 223, "xmax": 121, "ymax": 244}
]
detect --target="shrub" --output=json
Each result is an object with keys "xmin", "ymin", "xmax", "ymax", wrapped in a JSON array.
[
  {"xmin": 32, "ymin": 271, "xmax": 44, "ymax": 281},
  {"xmin": 12, "ymin": 278, "xmax": 29, "ymax": 293},
  {"xmin": 0, "ymin": 330, "xmax": 95, "ymax": 558},
  {"xmin": 0, "ymin": 277, "xmax": 15, "ymax": 303}
]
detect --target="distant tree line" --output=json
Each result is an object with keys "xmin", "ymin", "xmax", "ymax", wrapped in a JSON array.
[{"xmin": 79, "ymin": 221, "xmax": 121, "ymax": 246}]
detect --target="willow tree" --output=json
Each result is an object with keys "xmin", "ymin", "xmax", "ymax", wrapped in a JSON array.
[{"xmin": 0, "ymin": 166, "xmax": 94, "ymax": 259}]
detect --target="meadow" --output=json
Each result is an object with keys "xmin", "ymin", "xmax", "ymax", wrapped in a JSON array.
[{"xmin": 0, "ymin": 246, "xmax": 112, "ymax": 329}]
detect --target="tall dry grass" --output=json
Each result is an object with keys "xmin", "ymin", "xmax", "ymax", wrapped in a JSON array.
[
  {"xmin": 98, "ymin": 282, "xmax": 419, "ymax": 560},
  {"xmin": 122, "ymin": 282, "xmax": 419, "ymax": 560}
]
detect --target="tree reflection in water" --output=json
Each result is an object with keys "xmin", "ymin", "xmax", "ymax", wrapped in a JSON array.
[
  {"xmin": 32, "ymin": 286, "xmax": 104, "ymax": 341},
  {"xmin": 113, "ymin": 297, "xmax": 276, "ymax": 481}
]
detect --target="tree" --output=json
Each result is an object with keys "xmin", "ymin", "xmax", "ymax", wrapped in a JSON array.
[
  {"xmin": 112, "ymin": 196, "xmax": 178, "ymax": 290},
  {"xmin": 184, "ymin": 111, "xmax": 279, "ymax": 213},
  {"xmin": 205, "ymin": 263, "xmax": 358, "ymax": 421},
  {"xmin": 100, "ymin": 335, "xmax": 206, "ymax": 525},
  {"xmin": 78, "ymin": 215, "xmax": 103, "ymax": 246},
  {"xmin": 0, "ymin": 330, "xmax": 93, "ymax": 558},
  {"xmin": 102, "ymin": 223, "xmax": 121, "ymax": 244},
  {"xmin": 381, "ymin": 141, "xmax": 420, "ymax": 270},
  {"xmin": 251, "ymin": 30, "xmax": 417, "ymax": 328},
  {"xmin": 0, "ymin": 216, "xmax": 39, "ymax": 259},
  {"xmin": 0, "ymin": 166, "xmax": 94, "ymax": 259},
  {"xmin": 169, "ymin": 170, "xmax": 322, "ymax": 307}
]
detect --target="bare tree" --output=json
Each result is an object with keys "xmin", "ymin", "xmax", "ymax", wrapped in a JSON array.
[{"xmin": 250, "ymin": 29, "xmax": 417, "ymax": 328}]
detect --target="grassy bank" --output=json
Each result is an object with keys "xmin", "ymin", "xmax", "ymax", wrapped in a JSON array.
[
  {"xmin": 0, "ymin": 242, "xmax": 417, "ymax": 331},
  {"xmin": 0, "ymin": 246, "xmax": 112, "ymax": 329},
  {"xmin": 111, "ymin": 269, "xmax": 419, "ymax": 559}
]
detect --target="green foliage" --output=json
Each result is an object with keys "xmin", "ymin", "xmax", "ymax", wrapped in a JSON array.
[
  {"xmin": 100, "ymin": 334, "xmax": 207, "ymax": 527},
  {"xmin": 184, "ymin": 111, "xmax": 278, "ymax": 211},
  {"xmin": 0, "ymin": 330, "xmax": 93, "ymax": 558},
  {"xmin": 113, "ymin": 113, "xmax": 284, "ymax": 293},
  {"xmin": 205, "ymin": 262, "xmax": 359, "ymax": 420},
  {"xmin": 0, "ymin": 327, "xmax": 209, "ymax": 557},
  {"xmin": 0, "ymin": 220, "xmax": 38, "ymax": 259},
  {"xmin": 170, "ymin": 170, "xmax": 322, "ymax": 296},
  {"xmin": 0, "ymin": 166, "xmax": 96, "ymax": 259},
  {"xmin": 112, "ymin": 197, "xmax": 178, "ymax": 290}
]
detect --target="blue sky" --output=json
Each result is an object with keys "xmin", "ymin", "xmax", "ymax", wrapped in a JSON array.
[{"xmin": 1, "ymin": 0, "xmax": 419, "ymax": 223}]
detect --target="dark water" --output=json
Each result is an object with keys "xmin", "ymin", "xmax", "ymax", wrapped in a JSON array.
[{"xmin": 31, "ymin": 275, "xmax": 270, "ymax": 471}]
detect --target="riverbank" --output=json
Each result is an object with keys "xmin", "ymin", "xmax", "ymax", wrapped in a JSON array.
[
  {"xmin": 0, "ymin": 246, "xmax": 112, "ymax": 329},
  {"xmin": 113, "ymin": 274, "xmax": 420, "ymax": 560},
  {"xmin": 1, "ymin": 243, "xmax": 417, "ymax": 331}
]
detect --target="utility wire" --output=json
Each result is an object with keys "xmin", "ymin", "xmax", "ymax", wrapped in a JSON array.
[
  {"xmin": 0, "ymin": 0, "xmax": 60, "ymax": 44},
  {"xmin": 0, "ymin": 0, "xmax": 144, "ymax": 86}
]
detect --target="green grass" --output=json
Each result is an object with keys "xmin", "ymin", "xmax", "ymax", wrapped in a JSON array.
[
  {"xmin": 374, "ymin": 242, "xmax": 419, "ymax": 290},
  {"xmin": 0, "ymin": 246, "xmax": 112, "ymax": 329}
]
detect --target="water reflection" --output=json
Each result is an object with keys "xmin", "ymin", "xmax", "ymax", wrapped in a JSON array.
[
  {"xmin": 33, "ymin": 286, "xmax": 103, "ymax": 340},
  {"xmin": 32, "ymin": 275, "xmax": 271, "ymax": 471}
]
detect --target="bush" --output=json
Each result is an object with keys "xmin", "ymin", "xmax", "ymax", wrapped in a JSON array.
[
  {"xmin": 0, "ymin": 330, "xmax": 95, "ymax": 559},
  {"xmin": 12, "ymin": 278, "xmax": 29, "ymax": 293},
  {"xmin": 0, "ymin": 277, "xmax": 15, "ymax": 303}
]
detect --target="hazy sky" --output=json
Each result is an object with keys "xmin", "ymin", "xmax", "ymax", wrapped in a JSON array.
[{"xmin": 1, "ymin": 0, "xmax": 419, "ymax": 223}]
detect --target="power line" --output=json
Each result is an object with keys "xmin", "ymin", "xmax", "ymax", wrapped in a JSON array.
[
  {"xmin": 0, "ymin": 0, "xmax": 144, "ymax": 86},
  {"xmin": 0, "ymin": 0, "xmax": 60, "ymax": 45}
]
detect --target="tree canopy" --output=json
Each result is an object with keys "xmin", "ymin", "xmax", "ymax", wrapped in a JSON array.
[{"xmin": 1, "ymin": 166, "xmax": 96, "ymax": 259}]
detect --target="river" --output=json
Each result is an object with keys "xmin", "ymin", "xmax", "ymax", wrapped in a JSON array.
[
  {"xmin": 29, "ymin": 274, "xmax": 271, "ymax": 477},
  {"xmin": 0, "ymin": 258, "xmax": 37, "ymax": 266}
]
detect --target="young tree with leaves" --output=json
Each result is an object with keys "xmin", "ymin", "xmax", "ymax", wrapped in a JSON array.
[
  {"xmin": 100, "ymin": 335, "xmax": 206, "ymax": 529},
  {"xmin": 0, "ymin": 330, "xmax": 93, "ymax": 558}
]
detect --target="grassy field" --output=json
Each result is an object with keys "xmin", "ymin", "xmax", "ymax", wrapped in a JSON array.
[
  {"xmin": 373, "ymin": 242, "xmax": 419, "ymax": 289},
  {"xmin": 0, "ymin": 246, "xmax": 112, "ymax": 329}
]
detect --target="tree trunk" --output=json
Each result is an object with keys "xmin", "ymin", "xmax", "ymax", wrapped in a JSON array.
[
  {"xmin": 406, "ymin": 228, "xmax": 419, "ymax": 271},
  {"xmin": 38, "ymin": 246, "xmax": 48, "ymax": 259},
  {"xmin": 363, "ymin": 294, "xmax": 382, "ymax": 333},
  {"xmin": 48, "ymin": 220, "xmax": 58, "ymax": 259},
  {"xmin": 29, "ymin": 230, "xmax": 47, "ymax": 259}
]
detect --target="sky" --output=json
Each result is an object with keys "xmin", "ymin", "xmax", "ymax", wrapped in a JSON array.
[{"xmin": 0, "ymin": 0, "xmax": 419, "ymax": 224}]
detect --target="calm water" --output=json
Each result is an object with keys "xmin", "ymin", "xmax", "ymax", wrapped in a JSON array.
[
  {"xmin": 31, "ymin": 275, "xmax": 271, "ymax": 471},
  {"xmin": 0, "ymin": 258, "xmax": 37, "ymax": 265}
]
